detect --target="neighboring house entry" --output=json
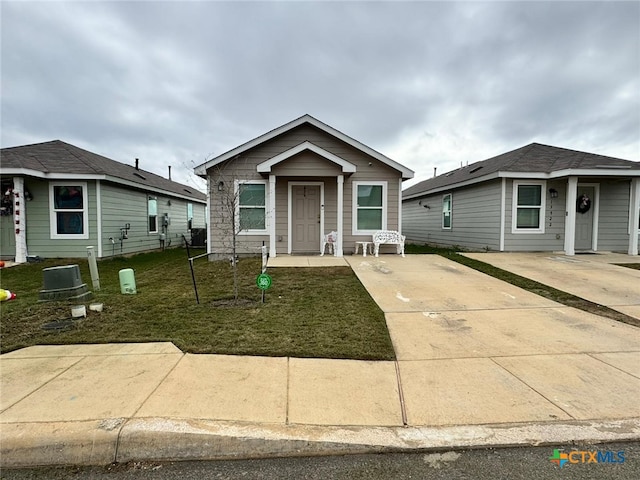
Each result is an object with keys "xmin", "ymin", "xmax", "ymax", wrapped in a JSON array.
[
  {"xmin": 291, "ymin": 184, "xmax": 321, "ymax": 254},
  {"xmin": 575, "ymin": 185, "xmax": 596, "ymax": 251}
]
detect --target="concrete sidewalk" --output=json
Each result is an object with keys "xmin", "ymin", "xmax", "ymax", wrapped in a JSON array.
[
  {"xmin": 2, "ymin": 254, "xmax": 640, "ymax": 467},
  {"xmin": 462, "ymin": 252, "xmax": 640, "ymax": 320}
]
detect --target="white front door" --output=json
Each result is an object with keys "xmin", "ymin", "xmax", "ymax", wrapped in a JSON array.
[{"xmin": 575, "ymin": 185, "xmax": 595, "ymax": 250}]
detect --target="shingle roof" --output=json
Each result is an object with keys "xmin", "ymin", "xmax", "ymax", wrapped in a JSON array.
[
  {"xmin": 1, "ymin": 140, "xmax": 206, "ymax": 202},
  {"xmin": 403, "ymin": 143, "xmax": 640, "ymax": 199}
]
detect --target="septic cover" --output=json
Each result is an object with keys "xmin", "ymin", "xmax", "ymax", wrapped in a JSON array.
[{"xmin": 41, "ymin": 319, "xmax": 76, "ymax": 331}]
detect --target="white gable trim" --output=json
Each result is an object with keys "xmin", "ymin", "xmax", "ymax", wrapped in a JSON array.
[
  {"xmin": 195, "ymin": 114, "xmax": 414, "ymax": 179},
  {"xmin": 256, "ymin": 141, "xmax": 356, "ymax": 174}
]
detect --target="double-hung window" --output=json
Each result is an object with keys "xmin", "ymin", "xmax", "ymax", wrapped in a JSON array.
[
  {"xmin": 237, "ymin": 181, "xmax": 267, "ymax": 233},
  {"xmin": 148, "ymin": 196, "xmax": 158, "ymax": 233},
  {"xmin": 353, "ymin": 181, "xmax": 387, "ymax": 235},
  {"xmin": 442, "ymin": 194, "xmax": 452, "ymax": 229},
  {"xmin": 512, "ymin": 181, "xmax": 545, "ymax": 233},
  {"xmin": 50, "ymin": 182, "xmax": 88, "ymax": 239}
]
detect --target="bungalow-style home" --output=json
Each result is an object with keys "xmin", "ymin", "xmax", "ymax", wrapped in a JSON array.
[
  {"xmin": 194, "ymin": 115, "xmax": 414, "ymax": 257},
  {"xmin": 402, "ymin": 143, "xmax": 640, "ymax": 256},
  {"xmin": 1, "ymin": 140, "xmax": 207, "ymax": 262}
]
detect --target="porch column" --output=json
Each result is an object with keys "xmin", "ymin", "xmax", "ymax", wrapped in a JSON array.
[
  {"xmin": 12, "ymin": 176, "xmax": 27, "ymax": 264},
  {"xmin": 269, "ymin": 174, "xmax": 277, "ymax": 257},
  {"xmin": 397, "ymin": 177, "xmax": 403, "ymax": 234},
  {"xmin": 564, "ymin": 176, "xmax": 578, "ymax": 256},
  {"xmin": 336, "ymin": 174, "xmax": 344, "ymax": 256},
  {"xmin": 629, "ymin": 178, "xmax": 639, "ymax": 256}
]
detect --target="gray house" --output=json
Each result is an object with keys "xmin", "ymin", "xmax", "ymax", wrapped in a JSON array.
[
  {"xmin": 194, "ymin": 115, "xmax": 414, "ymax": 257},
  {"xmin": 1, "ymin": 140, "xmax": 207, "ymax": 262},
  {"xmin": 402, "ymin": 143, "xmax": 640, "ymax": 256}
]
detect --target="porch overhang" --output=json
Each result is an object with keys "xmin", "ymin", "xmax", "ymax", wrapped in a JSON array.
[{"xmin": 256, "ymin": 141, "xmax": 357, "ymax": 174}]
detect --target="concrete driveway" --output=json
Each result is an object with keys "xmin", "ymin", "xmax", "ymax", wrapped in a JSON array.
[
  {"xmin": 462, "ymin": 252, "xmax": 640, "ymax": 320},
  {"xmin": 346, "ymin": 255, "xmax": 640, "ymax": 426}
]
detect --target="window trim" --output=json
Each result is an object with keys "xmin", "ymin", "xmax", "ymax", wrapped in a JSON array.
[
  {"xmin": 49, "ymin": 181, "xmax": 89, "ymax": 240},
  {"xmin": 352, "ymin": 181, "xmax": 387, "ymax": 235},
  {"xmin": 442, "ymin": 193, "xmax": 452, "ymax": 230},
  {"xmin": 148, "ymin": 196, "xmax": 158, "ymax": 233},
  {"xmin": 511, "ymin": 180, "xmax": 546, "ymax": 234},
  {"xmin": 235, "ymin": 179, "xmax": 268, "ymax": 235}
]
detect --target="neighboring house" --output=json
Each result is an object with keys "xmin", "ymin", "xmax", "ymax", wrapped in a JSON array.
[
  {"xmin": 1, "ymin": 140, "xmax": 207, "ymax": 262},
  {"xmin": 402, "ymin": 143, "xmax": 640, "ymax": 256},
  {"xmin": 194, "ymin": 114, "xmax": 414, "ymax": 257}
]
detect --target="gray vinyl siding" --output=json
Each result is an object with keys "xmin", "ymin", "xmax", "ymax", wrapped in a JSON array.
[
  {"xmin": 597, "ymin": 179, "xmax": 633, "ymax": 252},
  {"xmin": 503, "ymin": 179, "xmax": 565, "ymax": 252},
  {"xmin": 21, "ymin": 178, "xmax": 100, "ymax": 258},
  {"xmin": 207, "ymin": 124, "xmax": 403, "ymax": 256},
  {"xmin": 403, "ymin": 180, "xmax": 502, "ymax": 251}
]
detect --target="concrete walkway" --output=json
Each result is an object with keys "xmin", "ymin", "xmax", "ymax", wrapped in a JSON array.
[
  {"xmin": 2, "ymin": 254, "xmax": 640, "ymax": 467},
  {"xmin": 462, "ymin": 252, "xmax": 640, "ymax": 320}
]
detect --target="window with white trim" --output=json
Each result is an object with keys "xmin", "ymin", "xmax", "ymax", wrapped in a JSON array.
[
  {"xmin": 442, "ymin": 193, "xmax": 452, "ymax": 229},
  {"xmin": 49, "ymin": 182, "xmax": 89, "ymax": 239},
  {"xmin": 353, "ymin": 181, "xmax": 387, "ymax": 234},
  {"xmin": 512, "ymin": 181, "xmax": 545, "ymax": 233},
  {"xmin": 237, "ymin": 181, "xmax": 267, "ymax": 233},
  {"xmin": 148, "ymin": 196, "xmax": 158, "ymax": 233}
]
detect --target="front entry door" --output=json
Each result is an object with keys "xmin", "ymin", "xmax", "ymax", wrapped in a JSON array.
[
  {"xmin": 575, "ymin": 186, "xmax": 595, "ymax": 250},
  {"xmin": 292, "ymin": 185, "xmax": 320, "ymax": 253}
]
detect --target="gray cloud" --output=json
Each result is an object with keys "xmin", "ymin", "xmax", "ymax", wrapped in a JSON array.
[{"xmin": 2, "ymin": 1, "xmax": 638, "ymax": 188}]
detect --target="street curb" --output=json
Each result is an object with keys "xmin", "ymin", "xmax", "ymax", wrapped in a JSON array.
[
  {"xmin": 0, "ymin": 419, "xmax": 124, "ymax": 467},
  {"xmin": 3, "ymin": 417, "xmax": 639, "ymax": 467}
]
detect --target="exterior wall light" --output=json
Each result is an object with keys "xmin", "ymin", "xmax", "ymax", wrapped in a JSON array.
[
  {"xmin": 217, "ymin": 181, "xmax": 224, "ymax": 192},
  {"xmin": 549, "ymin": 188, "xmax": 559, "ymax": 198}
]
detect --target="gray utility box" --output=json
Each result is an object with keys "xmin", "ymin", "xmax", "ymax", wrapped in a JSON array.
[{"xmin": 39, "ymin": 264, "xmax": 93, "ymax": 302}]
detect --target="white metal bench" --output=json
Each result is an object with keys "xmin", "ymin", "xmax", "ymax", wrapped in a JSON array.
[{"xmin": 373, "ymin": 230, "xmax": 406, "ymax": 257}]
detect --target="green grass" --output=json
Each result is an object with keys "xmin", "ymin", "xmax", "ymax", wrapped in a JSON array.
[
  {"xmin": 0, "ymin": 248, "xmax": 394, "ymax": 359},
  {"xmin": 406, "ymin": 243, "xmax": 640, "ymax": 328}
]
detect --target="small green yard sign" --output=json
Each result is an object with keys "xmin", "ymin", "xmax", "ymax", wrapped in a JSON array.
[{"xmin": 256, "ymin": 273, "xmax": 272, "ymax": 290}]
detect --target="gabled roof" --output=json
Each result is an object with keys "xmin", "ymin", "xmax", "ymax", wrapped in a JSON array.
[
  {"xmin": 403, "ymin": 143, "xmax": 640, "ymax": 200},
  {"xmin": 256, "ymin": 141, "xmax": 356, "ymax": 174},
  {"xmin": 1, "ymin": 140, "xmax": 206, "ymax": 202},
  {"xmin": 194, "ymin": 114, "xmax": 414, "ymax": 179}
]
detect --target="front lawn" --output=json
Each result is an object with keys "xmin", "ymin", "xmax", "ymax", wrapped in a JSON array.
[{"xmin": 0, "ymin": 248, "xmax": 394, "ymax": 360}]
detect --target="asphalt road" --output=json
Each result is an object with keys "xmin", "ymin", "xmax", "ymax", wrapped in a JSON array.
[{"xmin": 1, "ymin": 442, "xmax": 637, "ymax": 480}]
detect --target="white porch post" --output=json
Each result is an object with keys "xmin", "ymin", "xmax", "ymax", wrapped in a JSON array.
[
  {"xmin": 336, "ymin": 175, "xmax": 344, "ymax": 257},
  {"xmin": 397, "ymin": 177, "xmax": 403, "ymax": 234},
  {"xmin": 499, "ymin": 177, "xmax": 506, "ymax": 251},
  {"xmin": 564, "ymin": 176, "xmax": 578, "ymax": 256},
  {"xmin": 269, "ymin": 174, "xmax": 277, "ymax": 257},
  {"xmin": 12, "ymin": 177, "xmax": 27, "ymax": 264},
  {"xmin": 629, "ymin": 178, "xmax": 639, "ymax": 256}
]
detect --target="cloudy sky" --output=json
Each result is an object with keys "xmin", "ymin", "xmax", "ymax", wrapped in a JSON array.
[{"xmin": 2, "ymin": 1, "xmax": 638, "ymax": 190}]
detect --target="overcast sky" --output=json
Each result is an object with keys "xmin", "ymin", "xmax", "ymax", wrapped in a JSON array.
[{"xmin": 2, "ymin": 1, "xmax": 638, "ymax": 190}]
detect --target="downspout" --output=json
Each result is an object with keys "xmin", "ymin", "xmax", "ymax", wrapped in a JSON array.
[{"xmin": 12, "ymin": 177, "xmax": 27, "ymax": 264}]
